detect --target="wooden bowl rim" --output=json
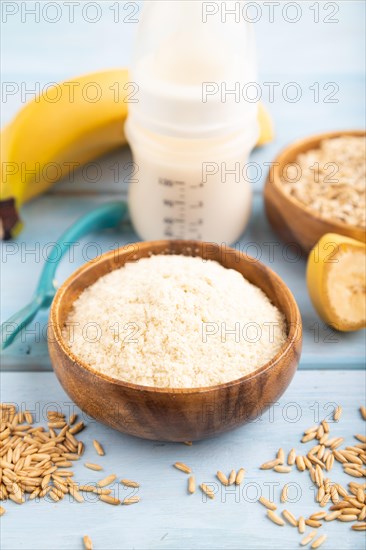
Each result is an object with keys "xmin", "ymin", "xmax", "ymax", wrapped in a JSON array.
[
  {"xmin": 50, "ymin": 240, "xmax": 302, "ymax": 395},
  {"xmin": 265, "ymin": 129, "xmax": 366, "ymax": 234}
]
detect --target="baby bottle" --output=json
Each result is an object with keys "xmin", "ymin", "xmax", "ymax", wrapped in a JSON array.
[{"xmin": 126, "ymin": 0, "xmax": 258, "ymax": 244}]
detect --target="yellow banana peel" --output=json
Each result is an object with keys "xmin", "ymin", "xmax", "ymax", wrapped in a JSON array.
[
  {"xmin": 256, "ymin": 103, "xmax": 274, "ymax": 147},
  {"xmin": 0, "ymin": 68, "xmax": 273, "ymax": 239},
  {"xmin": 307, "ymin": 233, "xmax": 366, "ymax": 332},
  {"xmin": 1, "ymin": 69, "xmax": 129, "ymax": 239}
]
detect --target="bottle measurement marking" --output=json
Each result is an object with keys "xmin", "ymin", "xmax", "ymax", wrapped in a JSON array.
[{"xmin": 159, "ymin": 177, "xmax": 204, "ymax": 239}]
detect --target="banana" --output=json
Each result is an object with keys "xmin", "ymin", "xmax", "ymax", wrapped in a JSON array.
[
  {"xmin": 1, "ymin": 69, "xmax": 129, "ymax": 239},
  {"xmin": 256, "ymin": 102, "xmax": 274, "ymax": 147},
  {"xmin": 1, "ymin": 67, "xmax": 273, "ymax": 240},
  {"xmin": 307, "ymin": 233, "xmax": 366, "ymax": 332}
]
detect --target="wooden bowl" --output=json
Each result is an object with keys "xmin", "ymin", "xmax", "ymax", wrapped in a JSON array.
[
  {"xmin": 49, "ymin": 240, "xmax": 302, "ymax": 442},
  {"xmin": 264, "ymin": 130, "xmax": 366, "ymax": 254}
]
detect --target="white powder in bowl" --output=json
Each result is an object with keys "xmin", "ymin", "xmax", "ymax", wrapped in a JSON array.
[{"xmin": 63, "ymin": 255, "xmax": 287, "ymax": 388}]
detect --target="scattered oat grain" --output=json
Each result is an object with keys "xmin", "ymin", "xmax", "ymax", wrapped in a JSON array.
[
  {"xmin": 296, "ymin": 456, "xmax": 306, "ymax": 472},
  {"xmin": 298, "ymin": 516, "xmax": 305, "ymax": 534},
  {"xmin": 122, "ymin": 496, "xmax": 140, "ymax": 505},
  {"xmin": 97, "ymin": 475, "xmax": 116, "ymax": 488},
  {"xmin": 217, "ymin": 471, "xmax": 229, "ymax": 486},
  {"xmin": 277, "ymin": 448, "xmax": 285, "ymax": 464},
  {"xmin": 337, "ymin": 514, "xmax": 359, "ymax": 521},
  {"xmin": 352, "ymin": 522, "xmax": 366, "ymax": 531},
  {"xmin": 120, "ymin": 479, "xmax": 139, "ymax": 488},
  {"xmin": 228, "ymin": 469, "xmax": 236, "ymax": 485},
  {"xmin": 258, "ymin": 496, "xmax": 277, "ymax": 511},
  {"xmin": 235, "ymin": 468, "xmax": 245, "ymax": 485},
  {"xmin": 93, "ymin": 440, "xmax": 105, "ymax": 456},
  {"xmin": 300, "ymin": 530, "xmax": 317, "ymax": 546},
  {"xmin": 99, "ymin": 495, "xmax": 120, "ymax": 505},
  {"xmin": 281, "ymin": 484, "xmax": 289, "ymax": 503},
  {"xmin": 287, "ymin": 448, "xmax": 296, "ymax": 466},
  {"xmin": 282, "ymin": 509, "xmax": 298, "ymax": 527},
  {"xmin": 200, "ymin": 483, "xmax": 215, "ymax": 499},
  {"xmin": 334, "ymin": 406, "xmax": 342, "ymax": 421},
  {"xmin": 188, "ymin": 476, "xmax": 195, "ymax": 494},
  {"xmin": 325, "ymin": 510, "xmax": 342, "ymax": 521},
  {"xmin": 274, "ymin": 465, "xmax": 291, "ymax": 473},
  {"xmin": 174, "ymin": 462, "xmax": 191, "ymax": 474},
  {"xmin": 267, "ymin": 510, "xmax": 285, "ymax": 526},
  {"xmin": 311, "ymin": 534, "xmax": 327, "ymax": 549},
  {"xmin": 260, "ymin": 459, "xmax": 281, "ymax": 470},
  {"xmin": 85, "ymin": 463, "xmax": 103, "ymax": 471},
  {"xmin": 305, "ymin": 519, "xmax": 322, "ymax": 528}
]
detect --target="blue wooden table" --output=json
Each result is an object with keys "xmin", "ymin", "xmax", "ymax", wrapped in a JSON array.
[{"xmin": 1, "ymin": 2, "xmax": 365, "ymax": 549}]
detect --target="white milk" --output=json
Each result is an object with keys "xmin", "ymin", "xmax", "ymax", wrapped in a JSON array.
[{"xmin": 126, "ymin": 0, "xmax": 258, "ymax": 243}]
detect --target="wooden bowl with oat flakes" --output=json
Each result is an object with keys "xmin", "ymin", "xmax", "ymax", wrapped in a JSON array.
[
  {"xmin": 264, "ymin": 130, "xmax": 366, "ymax": 254},
  {"xmin": 48, "ymin": 240, "xmax": 302, "ymax": 442}
]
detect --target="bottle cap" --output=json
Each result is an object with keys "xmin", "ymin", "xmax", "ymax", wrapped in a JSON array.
[{"xmin": 128, "ymin": 1, "xmax": 258, "ymax": 139}]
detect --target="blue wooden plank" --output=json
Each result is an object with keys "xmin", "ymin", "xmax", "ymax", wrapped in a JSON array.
[
  {"xmin": 1, "ymin": 370, "xmax": 365, "ymax": 550},
  {"xmin": 1, "ymin": 2, "xmax": 365, "ymax": 125},
  {"xmin": 1, "ymin": 192, "xmax": 365, "ymax": 370}
]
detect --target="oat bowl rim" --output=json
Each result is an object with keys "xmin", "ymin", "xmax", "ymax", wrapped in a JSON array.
[
  {"xmin": 264, "ymin": 129, "xmax": 366, "ymax": 253},
  {"xmin": 268, "ymin": 129, "xmax": 366, "ymax": 229}
]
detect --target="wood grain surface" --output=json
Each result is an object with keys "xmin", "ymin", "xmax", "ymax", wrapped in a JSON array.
[
  {"xmin": 1, "ymin": 3, "xmax": 365, "ymax": 548},
  {"xmin": 1, "ymin": 370, "xmax": 365, "ymax": 550}
]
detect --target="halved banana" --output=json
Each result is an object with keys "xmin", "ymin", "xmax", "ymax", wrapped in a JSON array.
[{"xmin": 307, "ymin": 233, "xmax": 366, "ymax": 332}]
